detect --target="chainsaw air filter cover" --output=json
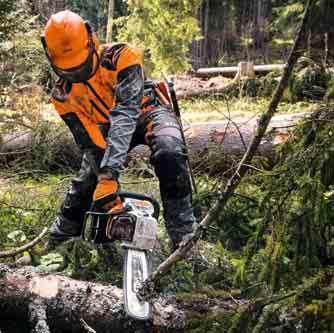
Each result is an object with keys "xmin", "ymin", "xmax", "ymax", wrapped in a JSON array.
[
  {"xmin": 83, "ymin": 211, "xmax": 136, "ymax": 244},
  {"xmin": 106, "ymin": 214, "xmax": 136, "ymax": 241}
]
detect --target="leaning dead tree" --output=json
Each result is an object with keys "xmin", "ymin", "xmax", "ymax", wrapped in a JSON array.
[{"xmin": 142, "ymin": 0, "xmax": 314, "ymax": 294}]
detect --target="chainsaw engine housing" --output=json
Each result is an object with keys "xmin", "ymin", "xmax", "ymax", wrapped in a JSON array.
[{"xmin": 82, "ymin": 196, "xmax": 158, "ymax": 249}]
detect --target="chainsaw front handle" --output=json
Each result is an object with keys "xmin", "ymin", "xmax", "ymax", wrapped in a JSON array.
[{"xmin": 117, "ymin": 191, "xmax": 160, "ymax": 219}]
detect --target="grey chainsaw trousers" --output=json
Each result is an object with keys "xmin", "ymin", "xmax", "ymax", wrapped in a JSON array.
[{"xmin": 50, "ymin": 106, "xmax": 196, "ymax": 249}]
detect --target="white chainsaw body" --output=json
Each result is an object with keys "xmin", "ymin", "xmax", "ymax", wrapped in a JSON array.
[{"xmin": 122, "ymin": 198, "xmax": 158, "ymax": 320}]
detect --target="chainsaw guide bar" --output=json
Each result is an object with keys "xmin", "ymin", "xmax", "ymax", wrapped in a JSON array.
[{"xmin": 82, "ymin": 192, "xmax": 159, "ymax": 321}]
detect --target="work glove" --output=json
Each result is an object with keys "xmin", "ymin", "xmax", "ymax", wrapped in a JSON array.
[{"xmin": 93, "ymin": 177, "xmax": 123, "ymax": 212}]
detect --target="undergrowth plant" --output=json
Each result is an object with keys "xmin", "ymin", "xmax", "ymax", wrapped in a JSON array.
[
  {"xmin": 0, "ymin": 175, "xmax": 66, "ymax": 254},
  {"xmin": 242, "ymin": 105, "xmax": 334, "ymax": 293}
]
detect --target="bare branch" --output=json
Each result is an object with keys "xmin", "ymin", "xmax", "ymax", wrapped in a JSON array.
[{"xmin": 0, "ymin": 227, "xmax": 48, "ymax": 259}]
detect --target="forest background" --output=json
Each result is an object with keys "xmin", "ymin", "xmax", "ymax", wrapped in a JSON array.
[{"xmin": 1, "ymin": 1, "xmax": 334, "ymax": 332}]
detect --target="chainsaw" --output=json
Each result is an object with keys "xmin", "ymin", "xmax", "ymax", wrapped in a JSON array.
[{"xmin": 81, "ymin": 191, "xmax": 159, "ymax": 320}]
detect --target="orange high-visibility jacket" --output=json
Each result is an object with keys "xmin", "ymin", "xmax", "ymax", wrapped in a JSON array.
[{"xmin": 51, "ymin": 43, "xmax": 146, "ymax": 151}]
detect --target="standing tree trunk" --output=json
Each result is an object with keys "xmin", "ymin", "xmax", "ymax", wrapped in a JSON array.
[
  {"xmin": 55, "ymin": 0, "xmax": 66, "ymax": 12},
  {"xmin": 203, "ymin": 0, "xmax": 209, "ymax": 66},
  {"xmin": 324, "ymin": 32, "xmax": 328, "ymax": 67},
  {"xmin": 307, "ymin": 29, "xmax": 312, "ymax": 58},
  {"xmin": 253, "ymin": 0, "xmax": 265, "ymax": 50},
  {"xmin": 32, "ymin": 0, "xmax": 66, "ymax": 22},
  {"xmin": 106, "ymin": 0, "xmax": 115, "ymax": 43}
]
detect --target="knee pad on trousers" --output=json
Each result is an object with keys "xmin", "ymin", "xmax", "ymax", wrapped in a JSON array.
[
  {"xmin": 151, "ymin": 135, "xmax": 185, "ymax": 164},
  {"xmin": 151, "ymin": 135, "xmax": 191, "ymax": 199}
]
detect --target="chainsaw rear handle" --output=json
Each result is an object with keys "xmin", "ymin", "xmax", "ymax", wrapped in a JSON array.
[{"xmin": 91, "ymin": 191, "xmax": 160, "ymax": 219}]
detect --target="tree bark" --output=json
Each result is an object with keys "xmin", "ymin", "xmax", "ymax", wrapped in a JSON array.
[
  {"xmin": 106, "ymin": 0, "xmax": 115, "ymax": 43},
  {"xmin": 0, "ymin": 264, "xmax": 238, "ymax": 333},
  {"xmin": 32, "ymin": 0, "xmax": 65, "ymax": 22},
  {"xmin": 324, "ymin": 32, "xmax": 328, "ymax": 67},
  {"xmin": 55, "ymin": 0, "xmax": 66, "ymax": 12},
  {"xmin": 0, "ymin": 113, "xmax": 308, "ymax": 170},
  {"xmin": 203, "ymin": 0, "xmax": 209, "ymax": 66},
  {"xmin": 176, "ymin": 80, "xmax": 239, "ymax": 99}
]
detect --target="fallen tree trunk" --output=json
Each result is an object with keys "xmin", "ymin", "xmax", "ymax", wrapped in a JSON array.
[
  {"xmin": 0, "ymin": 112, "xmax": 309, "ymax": 171},
  {"xmin": 176, "ymin": 80, "xmax": 238, "ymax": 99},
  {"xmin": 0, "ymin": 264, "xmax": 239, "ymax": 333},
  {"xmin": 174, "ymin": 63, "xmax": 285, "ymax": 99},
  {"xmin": 196, "ymin": 63, "xmax": 286, "ymax": 77}
]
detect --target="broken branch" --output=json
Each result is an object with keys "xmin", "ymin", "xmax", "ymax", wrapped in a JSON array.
[{"xmin": 0, "ymin": 227, "xmax": 48, "ymax": 259}]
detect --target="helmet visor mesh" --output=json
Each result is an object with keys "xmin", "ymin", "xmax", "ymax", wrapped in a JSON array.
[{"xmin": 52, "ymin": 47, "xmax": 99, "ymax": 83}]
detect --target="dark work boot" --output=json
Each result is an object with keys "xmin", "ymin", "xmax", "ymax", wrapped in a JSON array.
[
  {"xmin": 44, "ymin": 214, "xmax": 83, "ymax": 253},
  {"xmin": 163, "ymin": 194, "xmax": 196, "ymax": 252}
]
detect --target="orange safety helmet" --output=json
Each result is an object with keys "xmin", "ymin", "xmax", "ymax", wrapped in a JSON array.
[{"xmin": 41, "ymin": 10, "xmax": 100, "ymax": 82}]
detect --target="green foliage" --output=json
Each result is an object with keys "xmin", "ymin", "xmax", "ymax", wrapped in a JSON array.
[
  {"xmin": 272, "ymin": 2, "xmax": 304, "ymax": 37},
  {"xmin": 7, "ymin": 230, "xmax": 27, "ymax": 244},
  {"xmin": 210, "ymin": 64, "xmax": 333, "ymax": 102},
  {"xmin": 67, "ymin": 0, "xmax": 107, "ymax": 39},
  {"xmin": 160, "ymin": 261, "xmax": 197, "ymax": 293},
  {"xmin": 184, "ymin": 306, "xmax": 235, "ymax": 333},
  {"xmin": 243, "ymin": 106, "xmax": 334, "ymax": 292},
  {"xmin": 66, "ymin": 0, "xmax": 126, "ymax": 40},
  {"xmin": 115, "ymin": 0, "xmax": 201, "ymax": 76},
  {"xmin": 0, "ymin": 1, "xmax": 47, "ymax": 88},
  {"xmin": 256, "ymin": 71, "xmax": 281, "ymax": 97},
  {"xmin": 184, "ymin": 98, "xmax": 334, "ymax": 330},
  {"xmin": 38, "ymin": 252, "xmax": 64, "ymax": 272},
  {"xmin": 0, "ymin": 175, "xmax": 65, "ymax": 255},
  {"xmin": 0, "ymin": 0, "xmax": 16, "ymax": 42},
  {"xmin": 289, "ymin": 65, "xmax": 331, "ymax": 101},
  {"xmin": 0, "ymin": 114, "xmax": 81, "ymax": 172},
  {"xmin": 324, "ymin": 75, "xmax": 334, "ymax": 102},
  {"xmin": 1, "ymin": 31, "xmax": 48, "ymax": 88},
  {"xmin": 229, "ymin": 269, "xmax": 334, "ymax": 332}
]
